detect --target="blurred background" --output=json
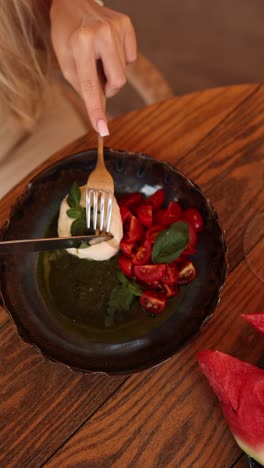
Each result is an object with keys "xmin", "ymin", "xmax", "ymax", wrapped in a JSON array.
[
  {"xmin": 107, "ymin": 0, "xmax": 264, "ymax": 115},
  {"xmin": 2, "ymin": 0, "xmax": 264, "ymax": 197}
]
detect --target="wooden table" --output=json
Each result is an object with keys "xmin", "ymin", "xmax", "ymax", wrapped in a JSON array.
[{"xmin": 0, "ymin": 84, "xmax": 263, "ymax": 467}]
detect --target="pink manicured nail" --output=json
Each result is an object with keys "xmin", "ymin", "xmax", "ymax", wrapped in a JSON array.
[{"xmin": 97, "ymin": 119, "xmax": 109, "ymax": 137}]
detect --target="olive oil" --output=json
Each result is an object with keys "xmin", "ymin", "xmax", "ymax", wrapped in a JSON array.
[{"xmin": 37, "ymin": 216, "xmax": 184, "ymax": 343}]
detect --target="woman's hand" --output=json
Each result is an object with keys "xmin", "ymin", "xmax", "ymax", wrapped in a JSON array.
[{"xmin": 50, "ymin": 0, "xmax": 137, "ymax": 136}]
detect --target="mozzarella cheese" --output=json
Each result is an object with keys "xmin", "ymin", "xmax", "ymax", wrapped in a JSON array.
[{"xmin": 58, "ymin": 185, "xmax": 123, "ymax": 260}]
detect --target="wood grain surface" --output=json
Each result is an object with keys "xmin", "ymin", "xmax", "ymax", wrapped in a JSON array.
[
  {"xmin": 0, "ymin": 84, "xmax": 263, "ymax": 467},
  {"xmin": 45, "ymin": 241, "xmax": 264, "ymax": 468}
]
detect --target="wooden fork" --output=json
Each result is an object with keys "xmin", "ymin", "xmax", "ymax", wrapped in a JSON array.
[{"xmin": 86, "ymin": 134, "xmax": 114, "ymax": 233}]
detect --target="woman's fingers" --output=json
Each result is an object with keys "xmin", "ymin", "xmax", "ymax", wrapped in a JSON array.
[
  {"xmin": 50, "ymin": 0, "xmax": 137, "ymax": 135},
  {"xmin": 59, "ymin": 56, "xmax": 81, "ymax": 94},
  {"xmin": 73, "ymin": 31, "xmax": 109, "ymax": 136},
  {"xmin": 99, "ymin": 34, "xmax": 127, "ymax": 98},
  {"xmin": 123, "ymin": 16, "xmax": 137, "ymax": 64}
]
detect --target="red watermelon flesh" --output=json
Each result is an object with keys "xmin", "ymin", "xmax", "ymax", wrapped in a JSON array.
[
  {"xmin": 241, "ymin": 314, "xmax": 264, "ymax": 336},
  {"xmin": 197, "ymin": 350, "xmax": 264, "ymax": 465}
]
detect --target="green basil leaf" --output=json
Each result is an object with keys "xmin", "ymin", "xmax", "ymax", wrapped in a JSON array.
[
  {"xmin": 105, "ymin": 285, "xmax": 134, "ymax": 327},
  {"xmin": 108, "ymin": 285, "xmax": 134, "ymax": 312},
  {"xmin": 66, "ymin": 208, "xmax": 82, "ymax": 219},
  {"xmin": 116, "ymin": 271, "xmax": 143, "ymax": 296},
  {"xmin": 152, "ymin": 221, "xmax": 189, "ymax": 264},
  {"xmin": 70, "ymin": 216, "xmax": 86, "ymax": 236},
  {"xmin": 127, "ymin": 281, "xmax": 143, "ymax": 297},
  {"xmin": 67, "ymin": 181, "xmax": 81, "ymax": 208},
  {"xmin": 117, "ymin": 270, "xmax": 129, "ymax": 285}
]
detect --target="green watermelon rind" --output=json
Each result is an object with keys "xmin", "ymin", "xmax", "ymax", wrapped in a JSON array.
[
  {"xmin": 197, "ymin": 349, "xmax": 264, "ymax": 466},
  {"xmin": 235, "ymin": 437, "xmax": 264, "ymax": 466}
]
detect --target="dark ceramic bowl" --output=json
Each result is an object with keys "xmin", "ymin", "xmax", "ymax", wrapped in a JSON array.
[{"xmin": 0, "ymin": 149, "xmax": 227, "ymax": 374}]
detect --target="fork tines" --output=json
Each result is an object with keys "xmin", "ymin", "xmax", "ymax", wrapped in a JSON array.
[{"xmin": 86, "ymin": 189, "xmax": 113, "ymax": 233}]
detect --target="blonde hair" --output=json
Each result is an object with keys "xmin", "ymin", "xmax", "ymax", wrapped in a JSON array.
[{"xmin": 0, "ymin": 0, "xmax": 55, "ymax": 129}]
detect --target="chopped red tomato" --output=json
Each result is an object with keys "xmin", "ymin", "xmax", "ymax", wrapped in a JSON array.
[
  {"xmin": 140, "ymin": 290, "xmax": 167, "ymax": 314},
  {"xmin": 119, "ymin": 255, "xmax": 133, "ymax": 277},
  {"xmin": 184, "ymin": 222, "xmax": 198, "ymax": 255},
  {"xmin": 163, "ymin": 201, "xmax": 182, "ymax": 226},
  {"xmin": 119, "ymin": 192, "xmax": 144, "ymax": 212},
  {"xmin": 118, "ymin": 191, "xmax": 199, "ymax": 305},
  {"xmin": 134, "ymin": 264, "xmax": 166, "ymax": 283},
  {"xmin": 172, "ymin": 255, "xmax": 185, "ymax": 266},
  {"xmin": 145, "ymin": 224, "xmax": 164, "ymax": 244},
  {"xmin": 146, "ymin": 189, "xmax": 165, "ymax": 210},
  {"xmin": 153, "ymin": 209, "xmax": 166, "ymax": 225},
  {"xmin": 177, "ymin": 261, "xmax": 196, "ymax": 284},
  {"xmin": 132, "ymin": 241, "xmax": 152, "ymax": 265},
  {"xmin": 162, "ymin": 264, "xmax": 179, "ymax": 285},
  {"xmin": 137, "ymin": 204, "xmax": 153, "ymax": 228},
  {"xmin": 183, "ymin": 246, "xmax": 196, "ymax": 256},
  {"xmin": 148, "ymin": 280, "xmax": 163, "ymax": 290},
  {"xmin": 183, "ymin": 208, "xmax": 204, "ymax": 232},
  {"xmin": 120, "ymin": 205, "xmax": 132, "ymax": 224},
  {"xmin": 125, "ymin": 216, "xmax": 144, "ymax": 244},
  {"xmin": 120, "ymin": 240, "xmax": 135, "ymax": 258},
  {"xmin": 162, "ymin": 283, "xmax": 179, "ymax": 298}
]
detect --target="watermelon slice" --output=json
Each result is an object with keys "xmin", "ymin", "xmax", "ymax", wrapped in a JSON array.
[
  {"xmin": 197, "ymin": 350, "xmax": 264, "ymax": 465},
  {"xmin": 241, "ymin": 314, "xmax": 264, "ymax": 336}
]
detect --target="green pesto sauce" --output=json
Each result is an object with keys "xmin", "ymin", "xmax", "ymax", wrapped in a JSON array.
[{"xmin": 37, "ymin": 215, "xmax": 185, "ymax": 343}]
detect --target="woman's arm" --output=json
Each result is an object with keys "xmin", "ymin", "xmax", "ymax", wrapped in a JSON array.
[{"xmin": 50, "ymin": 0, "xmax": 137, "ymax": 136}]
